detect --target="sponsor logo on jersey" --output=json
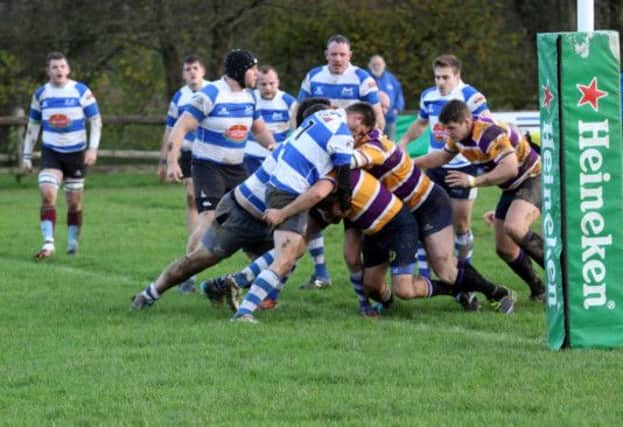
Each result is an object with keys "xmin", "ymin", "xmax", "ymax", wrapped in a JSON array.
[
  {"xmin": 432, "ymin": 122, "xmax": 447, "ymax": 142},
  {"xmin": 313, "ymin": 87, "xmax": 324, "ymax": 96},
  {"xmin": 48, "ymin": 114, "xmax": 70, "ymax": 129},
  {"xmin": 472, "ymin": 94, "xmax": 485, "ymax": 105},
  {"xmin": 225, "ymin": 124, "xmax": 249, "ymax": 142},
  {"xmin": 341, "ymin": 87, "xmax": 354, "ymax": 97},
  {"xmin": 217, "ymin": 107, "xmax": 229, "ymax": 116},
  {"xmin": 271, "ymin": 112, "xmax": 284, "ymax": 121},
  {"xmin": 244, "ymin": 105, "xmax": 253, "ymax": 115}
]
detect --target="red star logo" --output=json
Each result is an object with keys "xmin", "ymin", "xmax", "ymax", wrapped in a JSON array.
[
  {"xmin": 577, "ymin": 77, "xmax": 607, "ymax": 111},
  {"xmin": 542, "ymin": 85, "xmax": 553, "ymax": 108}
]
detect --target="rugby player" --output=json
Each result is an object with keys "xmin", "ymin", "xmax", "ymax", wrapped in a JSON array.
[
  {"xmin": 399, "ymin": 54, "xmax": 489, "ymax": 270},
  {"xmin": 414, "ymin": 100, "xmax": 545, "ymax": 301},
  {"xmin": 345, "ymin": 102, "xmax": 515, "ymax": 314},
  {"xmin": 156, "ymin": 55, "xmax": 209, "ymax": 293},
  {"xmin": 22, "ymin": 52, "xmax": 102, "ymax": 259},
  {"xmin": 165, "ymin": 50, "xmax": 276, "ymax": 258},
  {"xmin": 294, "ymin": 34, "xmax": 384, "ymax": 289}
]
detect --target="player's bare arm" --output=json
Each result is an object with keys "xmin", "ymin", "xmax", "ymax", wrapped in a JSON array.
[
  {"xmin": 371, "ymin": 103, "xmax": 385, "ymax": 131},
  {"xmin": 413, "ymin": 149, "xmax": 455, "ymax": 169},
  {"xmin": 446, "ymin": 151, "xmax": 518, "ymax": 188},
  {"xmin": 263, "ymin": 179, "xmax": 335, "ymax": 228},
  {"xmin": 157, "ymin": 128, "xmax": 172, "ymax": 182},
  {"xmin": 398, "ymin": 117, "xmax": 428, "ymax": 150},
  {"xmin": 251, "ymin": 118, "xmax": 276, "ymax": 151}
]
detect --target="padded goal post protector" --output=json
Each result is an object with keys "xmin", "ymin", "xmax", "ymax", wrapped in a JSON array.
[{"xmin": 538, "ymin": 31, "xmax": 623, "ymax": 349}]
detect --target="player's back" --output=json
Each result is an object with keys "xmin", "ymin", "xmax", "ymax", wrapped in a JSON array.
[
  {"xmin": 347, "ymin": 168, "xmax": 404, "ymax": 235},
  {"xmin": 269, "ymin": 108, "xmax": 353, "ymax": 195},
  {"xmin": 354, "ymin": 130, "xmax": 434, "ymax": 211}
]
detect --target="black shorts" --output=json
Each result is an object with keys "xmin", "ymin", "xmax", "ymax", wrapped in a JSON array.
[
  {"xmin": 179, "ymin": 149, "xmax": 192, "ymax": 179},
  {"xmin": 40, "ymin": 146, "xmax": 86, "ymax": 179},
  {"xmin": 362, "ymin": 206, "xmax": 418, "ymax": 272},
  {"xmin": 202, "ymin": 193, "xmax": 274, "ymax": 258},
  {"xmin": 426, "ymin": 164, "xmax": 478, "ymax": 200},
  {"xmin": 266, "ymin": 185, "xmax": 309, "ymax": 235},
  {"xmin": 495, "ymin": 175, "xmax": 542, "ymax": 220},
  {"xmin": 412, "ymin": 184, "xmax": 453, "ymax": 239},
  {"xmin": 192, "ymin": 159, "xmax": 248, "ymax": 213}
]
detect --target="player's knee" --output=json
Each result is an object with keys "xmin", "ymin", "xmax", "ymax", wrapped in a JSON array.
[
  {"xmin": 343, "ymin": 248, "xmax": 361, "ymax": 272},
  {"xmin": 495, "ymin": 245, "xmax": 516, "ymax": 262},
  {"xmin": 392, "ymin": 279, "xmax": 416, "ymax": 299},
  {"xmin": 428, "ymin": 254, "xmax": 455, "ymax": 283},
  {"xmin": 453, "ymin": 220, "xmax": 471, "ymax": 235},
  {"xmin": 435, "ymin": 262, "xmax": 457, "ymax": 284},
  {"xmin": 503, "ymin": 220, "xmax": 527, "ymax": 243}
]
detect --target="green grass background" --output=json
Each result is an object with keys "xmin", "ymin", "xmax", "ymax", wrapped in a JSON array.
[{"xmin": 1, "ymin": 172, "xmax": 622, "ymax": 426}]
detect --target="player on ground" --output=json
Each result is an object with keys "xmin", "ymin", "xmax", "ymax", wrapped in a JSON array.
[
  {"xmin": 296, "ymin": 33, "xmax": 384, "ymax": 289},
  {"xmin": 399, "ymin": 54, "xmax": 489, "ymax": 273},
  {"xmin": 165, "ymin": 50, "xmax": 276, "ymax": 258},
  {"xmin": 414, "ymin": 100, "xmax": 545, "ymax": 301},
  {"xmin": 157, "ymin": 55, "xmax": 209, "ymax": 293},
  {"xmin": 22, "ymin": 52, "xmax": 102, "ymax": 259}
]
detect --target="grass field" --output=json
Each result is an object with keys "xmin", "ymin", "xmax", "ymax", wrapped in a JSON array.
[{"xmin": 1, "ymin": 172, "xmax": 622, "ymax": 426}]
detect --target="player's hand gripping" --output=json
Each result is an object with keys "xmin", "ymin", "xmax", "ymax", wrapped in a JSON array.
[
  {"xmin": 263, "ymin": 208, "xmax": 287, "ymax": 229},
  {"xmin": 445, "ymin": 170, "xmax": 473, "ymax": 188}
]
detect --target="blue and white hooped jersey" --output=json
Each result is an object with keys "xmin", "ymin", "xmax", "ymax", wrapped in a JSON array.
[
  {"xmin": 419, "ymin": 81, "xmax": 488, "ymax": 168},
  {"xmin": 269, "ymin": 108, "xmax": 354, "ymax": 195},
  {"xmin": 28, "ymin": 80, "xmax": 100, "ymax": 153},
  {"xmin": 245, "ymin": 89, "xmax": 296, "ymax": 159},
  {"xmin": 298, "ymin": 64, "xmax": 379, "ymax": 108},
  {"xmin": 167, "ymin": 80, "xmax": 209, "ymax": 151},
  {"xmin": 186, "ymin": 78, "xmax": 260, "ymax": 165},
  {"xmin": 234, "ymin": 144, "xmax": 283, "ymax": 219}
]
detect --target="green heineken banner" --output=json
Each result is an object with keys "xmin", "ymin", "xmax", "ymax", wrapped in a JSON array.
[{"xmin": 538, "ymin": 31, "xmax": 623, "ymax": 349}]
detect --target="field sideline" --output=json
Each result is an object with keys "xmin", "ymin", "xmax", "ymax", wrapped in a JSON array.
[{"xmin": 1, "ymin": 172, "xmax": 622, "ymax": 425}]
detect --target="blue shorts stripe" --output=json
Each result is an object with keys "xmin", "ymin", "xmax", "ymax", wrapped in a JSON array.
[{"xmin": 390, "ymin": 263, "xmax": 416, "ymax": 276}]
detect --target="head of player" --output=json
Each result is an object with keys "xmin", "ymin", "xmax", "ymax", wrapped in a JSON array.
[
  {"xmin": 224, "ymin": 49, "xmax": 259, "ymax": 89},
  {"xmin": 182, "ymin": 55, "xmax": 206, "ymax": 90},
  {"xmin": 345, "ymin": 102, "xmax": 377, "ymax": 141},
  {"xmin": 325, "ymin": 34, "xmax": 352, "ymax": 75},
  {"xmin": 438, "ymin": 99, "xmax": 474, "ymax": 141},
  {"xmin": 368, "ymin": 54, "xmax": 386, "ymax": 78},
  {"xmin": 433, "ymin": 54, "xmax": 462, "ymax": 96},
  {"xmin": 295, "ymin": 97, "xmax": 332, "ymax": 127},
  {"xmin": 257, "ymin": 65, "xmax": 280, "ymax": 100},
  {"xmin": 46, "ymin": 52, "xmax": 70, "ymax": 87}
]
